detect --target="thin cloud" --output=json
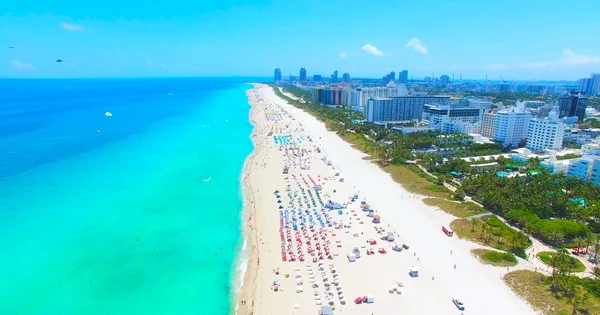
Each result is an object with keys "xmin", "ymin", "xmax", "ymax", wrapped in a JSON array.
[
  {"xmin": 518, "ymin": 49, "xmax": 600, "ymax": 68},
  {"xmin": 361, "ymin": 44, "xmax": 384, "ymax": 57},
  {"xmin": 61, "ymin": 22, "xmax": 84, "ymax": 32},
  {"xmin": 487, "ymin": 63, "xmax": 507, "ymax": 70},
  {"xmin": 339, "ymin": 52, "xmax": 347, "ymax": 58},
  {"xmin": 405, "ymin": 38, "xmax": 427, "ymax": 54},
  {"xmin": 11, "ymin": 60, "xmax": 35, "ymax": 70}
]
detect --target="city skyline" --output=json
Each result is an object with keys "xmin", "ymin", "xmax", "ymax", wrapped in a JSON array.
[{"xmin": 2, "ymin": 0, "xmax": 600, "ymax": 79}]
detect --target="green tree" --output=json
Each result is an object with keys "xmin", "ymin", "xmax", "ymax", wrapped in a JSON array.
[
  {"xmin": 573, "ymin": 237, "xmax": 585, "ymax": 252},
  {"xmin": 454, "ymin": 188, "xmax": 466, "ymax": 201}
]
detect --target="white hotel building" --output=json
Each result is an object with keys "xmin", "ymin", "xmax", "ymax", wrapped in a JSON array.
[
  {"xmin": 422, "ymin": 104, "xmax": 483, "ymax": 133},
  {"xmin": 525, "ymin": 107, "xmax": 565, "ymax": 152},
  {"xmin": 567, "ymin": 143, "xmax": 600, "ymax": 186},
  {"xmin": 480, "ymin": 102, "xmax": 532, "ymax": 148}
]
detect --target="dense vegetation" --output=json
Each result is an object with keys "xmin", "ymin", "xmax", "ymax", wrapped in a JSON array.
[
  {"xmin": 462, "ymin": 170, "xmax": 600, "ymax": 245},
  {"xmin": 537, "ymin": 251, "xmax": 586, "ymax": 273},
  {"xmin": 450, "ymin": 216, "xmax": 531, "ymax": 258}
]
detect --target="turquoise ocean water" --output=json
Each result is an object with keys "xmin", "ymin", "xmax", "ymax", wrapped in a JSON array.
[{"xmin": 0, "ymin": 78, "xmax": 256, "ymax": 314}]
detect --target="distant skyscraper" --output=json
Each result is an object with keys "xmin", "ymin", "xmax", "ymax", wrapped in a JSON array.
[
  {"xmin": 331, "ymin": 70, "xmax": 338, "ymax": 82},
  {"xmin": 591, "ymin": 73, "xmax": 600, "ymax": 96},
  {"xmin": 558, "ymin": 92, "xmax": 587, "ymax": 121},
  {"xmin": 399, "ymin": 70, "xmax": 408, "ymax": 83},
  {"xmin": 424, "ymin": 77, "xmax": 432, "ymax": 85},
  {"xmin": 274, "ymin": 68, "xmax": 282, "ymax": 82},
  {"xmin": 299, "ymin": 68, "xmax": 307, "ymax": 82},
  {"xmin": 439, "ymin": 74, "xmax": 450, "ymax": 86},
  {"xmin": 313, "ymin": 74, "xmax": 323, "ymax": 82},
  {"xmin": 579, "ymin": 78, "xmax": 591, "ymax": 95},
  {"xmin": 342, "ymin": 73, "xmax": 351, "ymax": 82},
  {"xmin": 390, "ymin": 71, "xmax": 396, "ymax": 81}
]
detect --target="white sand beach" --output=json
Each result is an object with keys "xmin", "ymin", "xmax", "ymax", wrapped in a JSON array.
[{"xmin": 238, "ymin": 83, "xmax": 538, "ymax": 315}]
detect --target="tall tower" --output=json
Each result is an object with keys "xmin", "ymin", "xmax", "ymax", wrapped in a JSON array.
[
  {"xmin": 274, "ymin": 68, "xmax": 282, "ymax": 82},
  {"xmin": 299, "ymin": 68, "xmax": 307, "ymax": 82}
]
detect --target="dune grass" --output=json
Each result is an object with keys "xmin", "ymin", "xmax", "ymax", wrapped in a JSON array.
[
  {"xmin": 450, "ymin": 217, "xmax": 532, "ymax": 256},
  {"xmin": 504, "ymin": 270, "xmax": 600, "ymax": 315},
  {"xmin": 381, "ymin": 164, "xmax": 451, "ymax": 199},
  {"xmin": 537, "ymin": 251, "xmax": 587, "ymax": 273},
  {"xmin": 423, "ymin": 198, "xmax": 487, "ymax": 217},
  {"xmin": 471, "ymin": 249, "xmax": 518, "ymax": 267}
]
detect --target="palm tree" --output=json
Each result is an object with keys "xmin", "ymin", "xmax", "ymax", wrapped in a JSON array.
[
  {"xmin": 586, "ymin": 235, "xmax": 595, "ymax": 256},
  {"xmin": 549, "ymin": 230, "xmax": 564, "ymax": 248}
]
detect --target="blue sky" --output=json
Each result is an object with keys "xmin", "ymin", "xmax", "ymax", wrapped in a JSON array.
[{"xmin": 1, "ymin": 0, "xmax": 600, "ymax": 80}]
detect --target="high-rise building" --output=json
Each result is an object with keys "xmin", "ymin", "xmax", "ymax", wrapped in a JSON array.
[
  {"xmin": 526, "ymin": 106, "xmax": 565, "ymax": 152},
  {"xmin": 439, "ymin": 74, "xmax": 450, "ymax": 87},
  {"xmin": 481, "ymin": 112, "xmax": 497, "ymax": 138},
  {"xmin": 365, "ymin": 96, "xmax": 451, "ymax": 123},
  {"xmin": 299, "ymin": 68, "xmax": 307, "ymax": 82},
  {"xmin": 558, "ymin": 92, "xmax": 587, "ymax": 121},
  {"xmin": 344, "ymin": 88, "xmax": 365, "ymax": 111},
  {"xmin": 579, "ymin": 78, "xmax": 592, "ymax": 95},
  {"xmin": 313, "ymin": 86, "xmax": 345, "ymax": 105},
  {"xmin": 399, "ymin": 70, "xmax": 408, "ymax": 83},
  {"xmin": 493, "ymin": 102, "xmax": 532, "ymax": 148},
  {"xmin": 390, "ymin": 71, "xmax": 396, "ymax": 81},
  {"xmin": 591, "ymin": 73, "xmax": 600, "ymax": 96},
  {"xmin": 274, "ymin": 68, "xmax": 282, "ymax": 82},
  {"xmin": 386, "ymin": 80, "xmax": 398, "ymax": 97},
  {"xmin": 422, "ymin": 103, "xmax": 483, "ymax": 133},
  {"xmin": 342, "ymin": 73, "xmax": 351, "ymax": 82},
  {"xmin": 424, "ymin": 77, "xmax": 432, "ymax": 85},
  {"xmin": 313, "ymin": 74, "xmax": 323, "ymax": 82},
  {"xmin": 331, "ymin": 70, "xmax": 338, "ymax": 82},
  {"xmin": 397, "ymin": 84, "xmax": 408, "ymax": 96}
]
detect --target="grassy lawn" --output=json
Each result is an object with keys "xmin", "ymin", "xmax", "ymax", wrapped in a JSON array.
[
  {"xmin": 450, "ymin": 216, "xmax": 532, "ymax": 256},
  {"xmin": 471, "ymin": 249, "xmax": 518, "ymax": 267},
  {"xmin": 537, "ymin": 251, "xmax": 587, "ymax": 273},
  {"xmin": 504, "ymin": 270, "xmax": 600, "ymax": 315},
  {"xmin": 423, "ymin": 198, "xmax": 487, "ymax": 217}
]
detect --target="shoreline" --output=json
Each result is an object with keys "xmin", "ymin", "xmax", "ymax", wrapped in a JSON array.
[
  {"xmin": 234, "ymin": 84, "xmax": 261, "ymax": 315},
  {"xmin": 234, "ymin": 83, "xmax": 537, "ymax": 315}
]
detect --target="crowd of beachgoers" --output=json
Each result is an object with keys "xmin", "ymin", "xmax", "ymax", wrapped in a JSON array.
[{"xmin": 236, "ymin": 84, "xmax": 537, "ymax": 315}]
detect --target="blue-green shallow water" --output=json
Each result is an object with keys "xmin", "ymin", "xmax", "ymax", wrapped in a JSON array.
[{"xmin": 0, "ymin": 78, "xmax": 257, "ymax": 314}]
